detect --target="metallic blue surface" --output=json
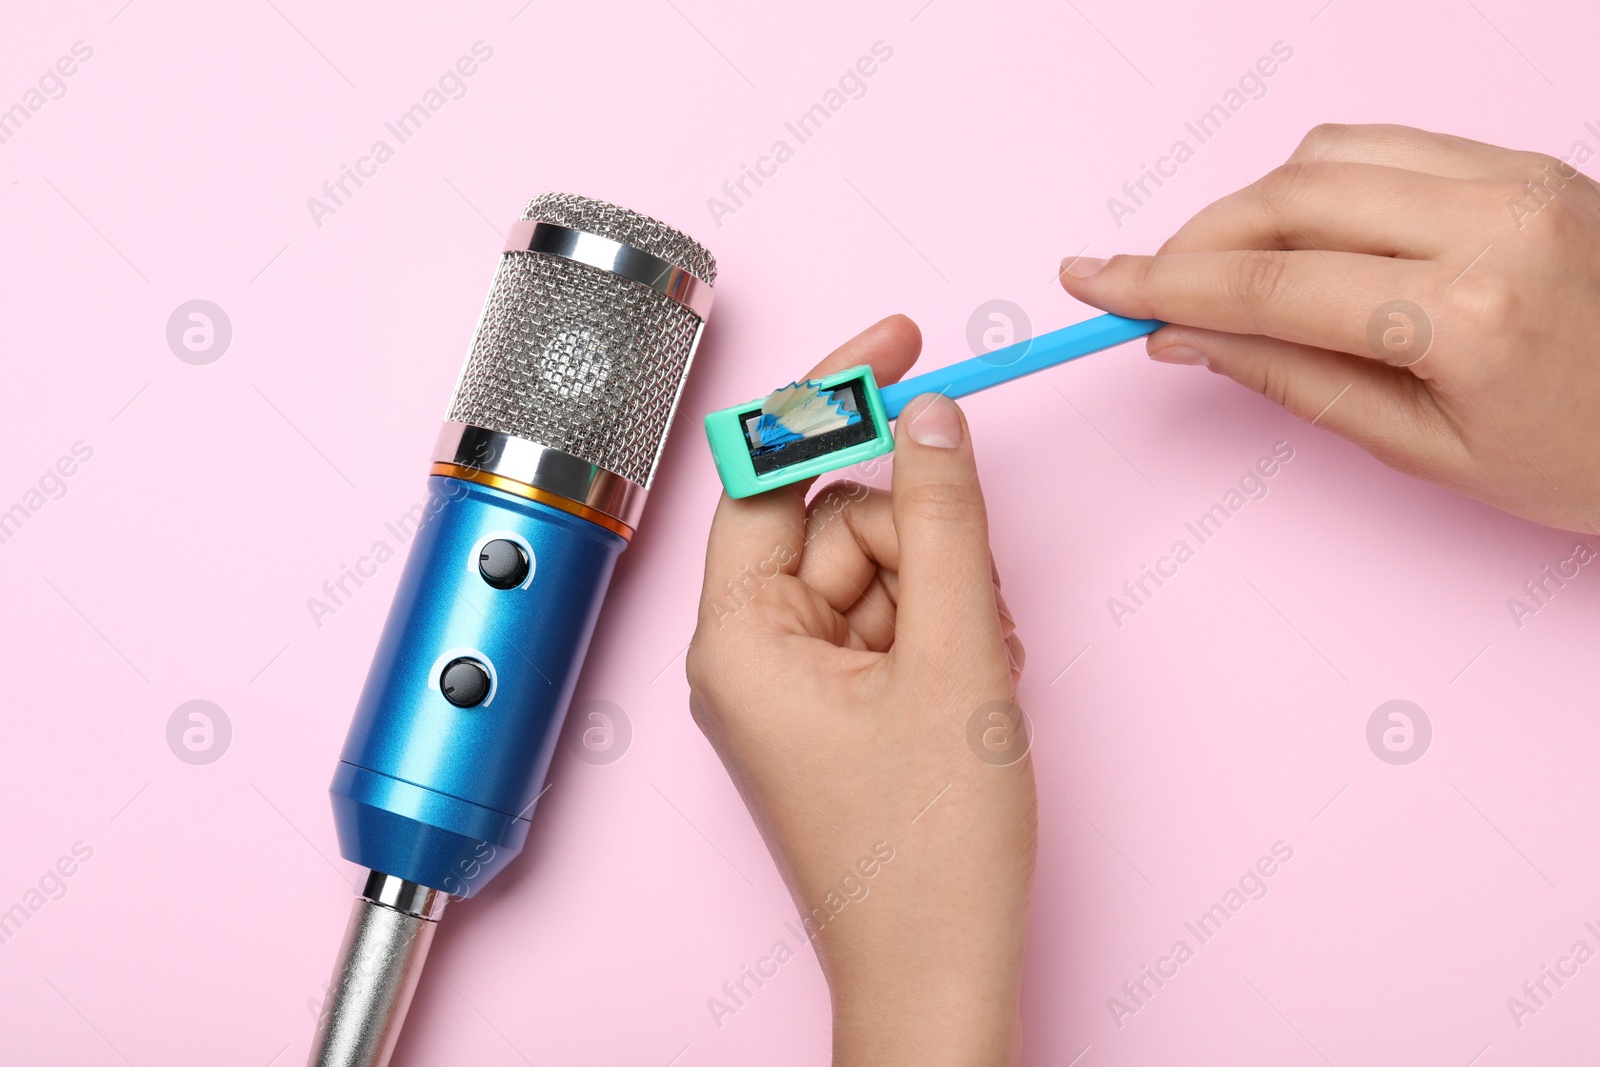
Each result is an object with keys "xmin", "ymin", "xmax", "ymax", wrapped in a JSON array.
[{"xmin": 330, "ymin": 475, "xmax": 626, "ymax": 896}]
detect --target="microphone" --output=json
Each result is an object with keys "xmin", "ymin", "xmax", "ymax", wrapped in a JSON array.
[{"xmin": 307, "ymin": 193, "xmax": 716, "ymax": 1067}]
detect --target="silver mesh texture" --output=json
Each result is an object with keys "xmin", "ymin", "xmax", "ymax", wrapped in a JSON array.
[
  {"xmin": 520, "ymin": 192, "xmax": 717, "ymax": 286},
  {"xmin": 447, "ymin": 194, "xmax": 716, "ymax": 489}
]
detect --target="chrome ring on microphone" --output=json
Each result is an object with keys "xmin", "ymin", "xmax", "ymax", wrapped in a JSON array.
[
  {"xmin": 504, "ymin": 220, "xmax": 715, "ymax": 320},
  {"xmin": 361, "ymin": 870, "xmax": 448, "ymax": 921},
  {"xmin": 431, "ymin": 422, "xmax": 647, "ymax": 538}
]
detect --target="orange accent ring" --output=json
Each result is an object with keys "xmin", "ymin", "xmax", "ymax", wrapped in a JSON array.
[{"xmin": 430, "ymin": 462, "xmax": 634, "ymax": 541}]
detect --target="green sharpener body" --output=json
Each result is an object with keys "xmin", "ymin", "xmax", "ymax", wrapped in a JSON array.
[{"xmin": 704, "ymin": 365, "xmax": 895, "ymax": 498}]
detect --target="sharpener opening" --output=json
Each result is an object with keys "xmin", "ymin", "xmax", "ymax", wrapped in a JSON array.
[{"xmin": 741, "ymin": 376, "xmax": 880, "ymax": 475}]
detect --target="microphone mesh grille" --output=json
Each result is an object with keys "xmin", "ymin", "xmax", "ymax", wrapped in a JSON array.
[
  {"xmin": 446, "ymin": 194, "xmax": 716, "ymax": 490},
  {"xmin": 522, "ymin": 192, "xmax": 717, "ymax": 286}
]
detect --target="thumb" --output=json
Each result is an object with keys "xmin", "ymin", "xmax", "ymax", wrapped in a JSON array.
[
  {"xmin": 1148, "ymin": 326, "xmax": 1454, "ymax": 471},
  {"xmin": 888, "ymin": 394, "xmax": 1005, "ymax": 685}
]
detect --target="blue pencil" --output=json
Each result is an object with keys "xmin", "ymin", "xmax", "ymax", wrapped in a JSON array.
[
  {"xmin": 706, "ymin": 312, "xmax": 1164, "ymax": 497},
  {"xmin": 880, "ymin": 313, "xmax": 1163, "ymax": 418}
]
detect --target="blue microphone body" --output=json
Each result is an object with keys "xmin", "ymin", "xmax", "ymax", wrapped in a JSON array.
[
  {"xmin": 309, "ymin": 193, "xmax": 716, "ymax": 1067},
  {"xmin": 331, "ymin": 475, "xmax": 626, "ymax": 898}
]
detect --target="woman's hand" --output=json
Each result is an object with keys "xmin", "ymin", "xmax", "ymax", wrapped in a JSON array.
[
  {"xmin": 686, "ymin": 315, "xmax": 1036, "ymax": 1066},
  {"xmin": 1060, "ymin": 122, "xmax": 1600, "ymax": 532}
]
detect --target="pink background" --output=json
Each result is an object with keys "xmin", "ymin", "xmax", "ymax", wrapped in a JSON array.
[{"xmin": 3, "ymin": 0, "xmax": 1598, "ymax": 1063}]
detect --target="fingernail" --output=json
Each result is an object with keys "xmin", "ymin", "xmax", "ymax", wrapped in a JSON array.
[
  {"xmin": 1006, "ymin": 633, "xmax": 1027, "ymax": 673},
  {"xmin": 995, "ymin": 590, "xmax": 1016, "ymax": 632},
  {"xmin": 1151, "ymin": 344, "xmax": 1208, "ymax": 367},
  {"xmin": 903, "ymin": 394, "xmax": 963, "ymax": 448},
  {"xmin": 1060, "ymin": 256, "xmax": 1108, "ymax": 278}
]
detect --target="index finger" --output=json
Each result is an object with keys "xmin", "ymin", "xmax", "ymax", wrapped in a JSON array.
[
  {"xmin": 1060, "ymin": 248, "xmax": 1438, "ymax": 362},
  {"xmin": 1156, "ymin": 162, "xmax": 1474, "ymax": 260},
  {"xmin": 698, "ymin": 315, "xmax": 923, "ymax": 625},
  {"xmin": 1289, "ymin": 122, "xmax": 1556, "ymax": 180}
]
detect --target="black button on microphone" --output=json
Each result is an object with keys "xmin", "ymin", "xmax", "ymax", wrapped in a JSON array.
[
  {"xmin": 478, "ymin": 539, "xmax": 530, "ymax": 589},
  {"xmin": 440, "ymin": 658, "xmax": 491, "ymax": 708}
]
